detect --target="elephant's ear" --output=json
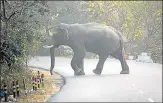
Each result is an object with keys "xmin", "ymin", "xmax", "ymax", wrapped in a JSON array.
[{"xmin": 58, "ymin": 23, "xmax": 70, "ymax": 39}]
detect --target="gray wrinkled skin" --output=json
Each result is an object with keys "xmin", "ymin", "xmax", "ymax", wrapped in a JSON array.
[{"xmin": 46, "ymin": 23, "xmax": 129, "ymax": 76}]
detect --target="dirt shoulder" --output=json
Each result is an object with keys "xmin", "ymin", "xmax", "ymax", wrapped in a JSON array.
[{"xmin": 17, "ymin": 67, "xmax": 65, "ymax": 102}]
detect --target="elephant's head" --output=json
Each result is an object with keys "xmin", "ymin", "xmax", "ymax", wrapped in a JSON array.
[
  {"xmin": 53, "ymin": 23, "xmax": 70, "ymax": 45},
  {"xmin": 43, "ymin": 23, "xmax": 71, "ymax": 75}
]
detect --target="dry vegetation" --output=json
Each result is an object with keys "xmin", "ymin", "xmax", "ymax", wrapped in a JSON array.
[{"xmin": 17, "ymin": 68, "xmax": 64, "ymax": 102}]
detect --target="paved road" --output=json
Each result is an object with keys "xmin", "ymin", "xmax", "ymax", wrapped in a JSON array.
[{"xmin": 29, "ymin": 56, "xmax": 162, "ymax": 102}]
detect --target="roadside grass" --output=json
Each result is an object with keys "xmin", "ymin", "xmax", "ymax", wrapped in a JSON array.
[{"xmin": 16, "ymin": 68, "xmax": 62, "ymax": 102}]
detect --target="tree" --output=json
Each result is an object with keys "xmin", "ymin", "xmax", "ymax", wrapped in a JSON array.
[
  {"xmin": 86, "ymin": 1, "xmax": 162, "ymax": 63},
  {"xmin": 0, "ymin": 0, "xmax": 52, "ymax": 78}
]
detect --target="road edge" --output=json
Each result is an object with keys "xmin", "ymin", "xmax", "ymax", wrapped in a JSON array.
[{"xmin": 28, "ymin": 66, "xmax": 66, "ymax": 102}]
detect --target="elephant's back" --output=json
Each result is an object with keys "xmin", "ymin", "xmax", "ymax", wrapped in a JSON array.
[
  {"xmin": 82, "ymin": 25, "xmax": 121, "ymax": 55},
  {"xmin": 69, "ymin": 23, "xmax": 122, "ymax": 55}
]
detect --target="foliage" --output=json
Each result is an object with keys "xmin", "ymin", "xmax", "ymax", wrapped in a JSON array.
[
  {"xmin": 0, "ymin": 0, "xmax": 51, "ymax": 78},
  {"xmin": 86, "ymin": 1, "xmax": 162, "ymax": 63}
]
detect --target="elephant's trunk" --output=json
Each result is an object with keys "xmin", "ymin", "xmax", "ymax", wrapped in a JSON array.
[{"xmin": 50, "ymin": 47, "xmax": 55, "ymax": 75}]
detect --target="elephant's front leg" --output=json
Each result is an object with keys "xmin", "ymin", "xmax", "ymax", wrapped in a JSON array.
[
  {"xmin": 93, "ymin": 55, "xmax": 108, "ymax": 75},
  {"xmin": 71, "ymin": 53, "xmax": 85, "ymax": 76},
  {"xmin": 77, "ymin": 58, "xmax": 85, "ymax": 75}
]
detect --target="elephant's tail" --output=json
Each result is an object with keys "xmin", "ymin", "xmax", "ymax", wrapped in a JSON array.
[
  {"xmin": 108, "ymin": 26, "xmax": 126, "ymax": 53},
  {"xmin": 115, "ymin": 30, "xmax": 126, "ymax": 51},
  {"xmin": 116, "ymin": 31, "xmax": 127, "ymax": 43},
  {"xmin": 119, "ymin": 37, "xmax": 124, "ymax": 51},
  {"xmin": 108, "ymin": 26, "xmax": 127, "ymax": 43}
]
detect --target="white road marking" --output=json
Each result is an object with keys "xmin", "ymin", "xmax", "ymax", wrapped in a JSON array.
[
  {"xmin": 139, "ymin": 89, "xmax": 144, "ymax": 94},
  {"xmin": 148, "ymin": 98, "xmax": 155, "ymax": 102}
]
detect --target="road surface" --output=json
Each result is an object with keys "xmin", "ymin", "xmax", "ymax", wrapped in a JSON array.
[{"xmin": 28, "ymin": 56, "xmax": 162, "ymax": 102}]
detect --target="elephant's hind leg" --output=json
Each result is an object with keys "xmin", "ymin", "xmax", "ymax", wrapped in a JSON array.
[
  {"xmin": 93, "ymin": 55, "xmax": 108, "ymax": 75},
  {"xmin": 112, "ymin": 50, "xmax": 129, "ymax": 74},
  {"xmin": 119, "ymin": 52, "xmax": 129, "ymax": 74}
]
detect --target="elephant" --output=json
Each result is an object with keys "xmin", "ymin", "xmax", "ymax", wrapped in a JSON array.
[{"xmin": 44, "ymin": 23, "xmax": 130, "ymax": 76}]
